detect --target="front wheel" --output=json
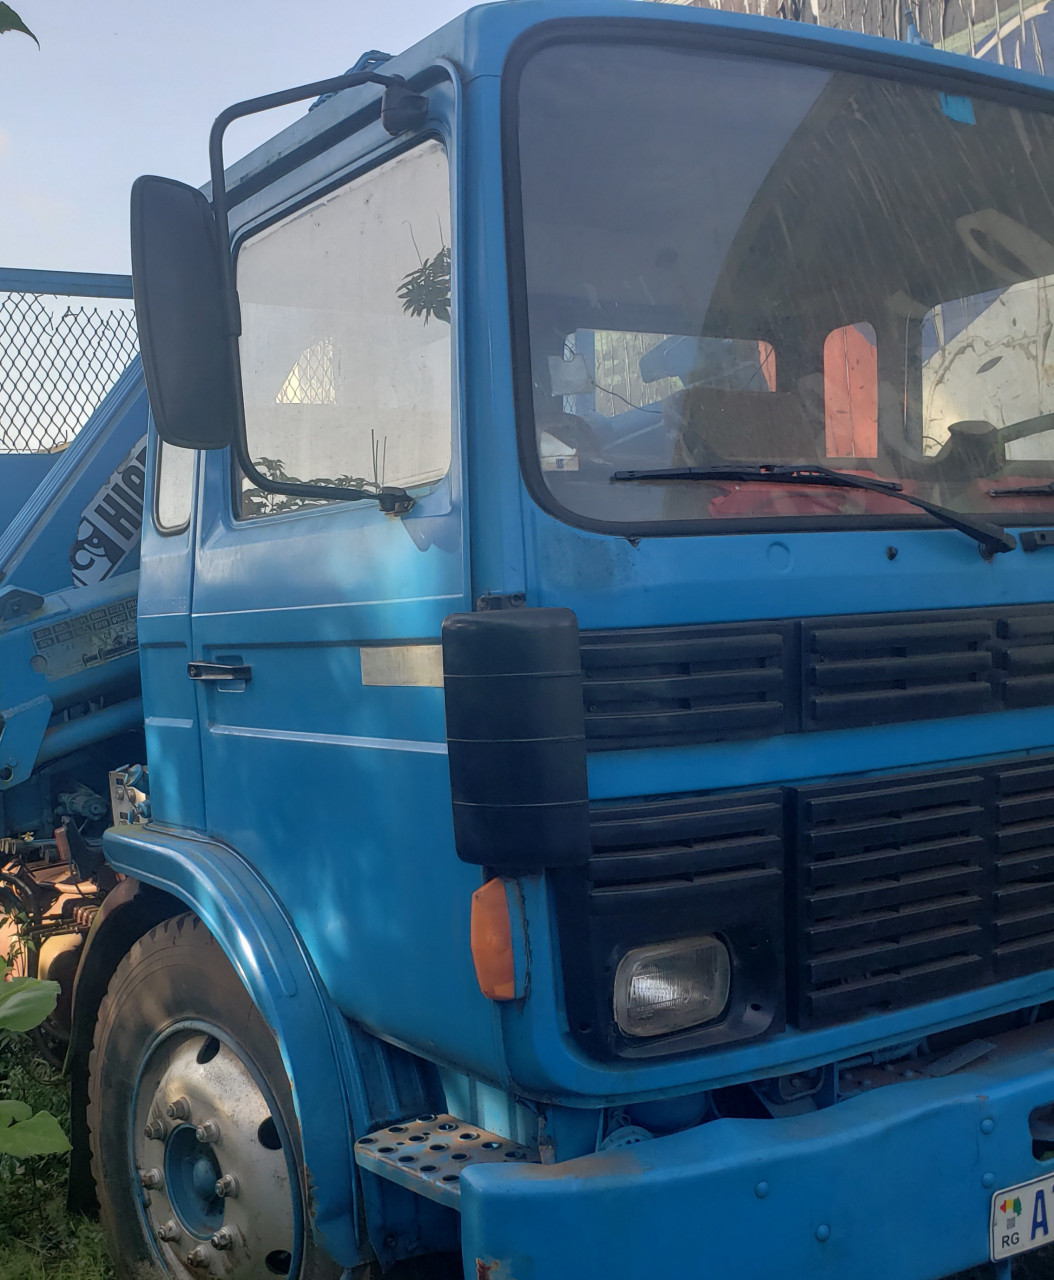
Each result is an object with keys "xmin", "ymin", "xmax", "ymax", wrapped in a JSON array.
[{"xmin": 87, "ymin": 913, "xmax": 340, "ymax": 1280}]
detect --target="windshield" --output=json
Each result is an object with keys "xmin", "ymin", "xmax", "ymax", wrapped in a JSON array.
[{"xmin": 513, "ymin": 39, "xmax": 1054, "ymax": 532}]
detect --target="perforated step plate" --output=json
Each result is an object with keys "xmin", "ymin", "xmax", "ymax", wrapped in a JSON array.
[{"xmin": 354, "ymin": 1113, "xmax": 536, "ymax": 1206}]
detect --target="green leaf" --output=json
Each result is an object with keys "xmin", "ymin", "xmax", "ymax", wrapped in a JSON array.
[
  {"xmin": 0, "ymin": 1110, "xmax": 71, "ymax": 1157},
  {"xmin": 397, "ymin": 247, "xmax": 451, "ymax": 325},
  {"xmin": 0, "ymin": 4, "xmax": 38, "ymax": 45},
  {"xmin": 0, "ymin": 974, "xmax": 59, "ymax": 1032},
  {"xmin": 0, "ymin": 1099, "xmax": 32, "ymax": 1126}
]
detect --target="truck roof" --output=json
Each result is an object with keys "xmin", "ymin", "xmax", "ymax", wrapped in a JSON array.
[{"xmin": 216, "ymin": 0, "xmax": 1054, "ymax": 212}]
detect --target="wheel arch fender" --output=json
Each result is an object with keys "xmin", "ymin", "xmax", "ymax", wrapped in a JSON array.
[{"xmin": 94, "ymin": 822, "xmax": 370, "ymax": 1269}]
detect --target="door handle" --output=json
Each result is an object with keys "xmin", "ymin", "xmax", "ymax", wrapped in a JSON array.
[{"xmin": 187, "ymin": 661, "xmax": 252, "ymax": 682}]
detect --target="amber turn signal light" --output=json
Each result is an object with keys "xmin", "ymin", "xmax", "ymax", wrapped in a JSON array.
[{"xmin": 471, "ymin": 878, "xmax": 517, "ymax": 1001}]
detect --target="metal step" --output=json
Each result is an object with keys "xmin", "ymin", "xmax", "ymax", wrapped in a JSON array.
[{"xmin": 354, "ymin": 1113, "xmax": 537, "ymax": 1206}]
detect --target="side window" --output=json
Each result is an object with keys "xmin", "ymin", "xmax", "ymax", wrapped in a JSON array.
[
  {"xmin": 235, "ymin": 140, "xmax": 451, "ymax": 519},
  {"xmin": 155, "ymin": 440, "xmax": 195, "ymax": 533},
  {"xmin": 922, "ymin": 277, "xmax": 1054, "ymax": 460}
]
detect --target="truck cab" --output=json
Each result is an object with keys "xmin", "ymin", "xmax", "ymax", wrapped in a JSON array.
[{"xmin": 60, "ymin": 3, "xmax": 1054, "ymax": 1278}]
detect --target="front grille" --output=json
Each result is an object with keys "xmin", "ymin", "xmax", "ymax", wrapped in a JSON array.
[
  {"xmin": 795, "ymin": 770, "xmax": 991, "ymax": 1025},
  {"xmin": 553, "ymin": 789, "xmax": 786, "ymax": 1059},
  {"xmin": 555, "ymin": 753, "xmax": 1054, "ymax": 1056},
  {"xmin": 994, "ymin": 759, "xmax": 1054, "ymax": 977},
  {"xmin": 795, "ymin": 756, "xmax": 1054, "ymax": 1026},
  {"xmin": 580, "ymin": 623, "xmax": 794, "ymax": 750},
  {"xmin": 802, "ymin": 616, "xmax": 994, "ymax": 729},
  {"xmin": 588, "ymin": 789, "xmax": 784, "ymax": 910},
  {"xmin": 582, "ymin": 605, "xmax": 1054, "ymax": 749}
]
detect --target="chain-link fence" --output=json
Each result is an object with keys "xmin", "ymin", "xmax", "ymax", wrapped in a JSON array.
[{"xmin": 0, "ymin": 287, "xmax": 139, "ymax": 454}]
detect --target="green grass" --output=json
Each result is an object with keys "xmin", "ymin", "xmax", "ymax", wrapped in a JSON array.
[{"xmin": 0, "ymin": 1034, "xmax": 113, "ymax": 1280}]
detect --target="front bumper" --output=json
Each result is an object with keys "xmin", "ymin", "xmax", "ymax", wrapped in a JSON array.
[{"xmin": 461, "ymin": 1022, "xmax": 1054, "ymax": 1280}]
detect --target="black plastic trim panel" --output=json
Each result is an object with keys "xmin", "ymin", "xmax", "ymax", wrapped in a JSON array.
[
  {"xmin": 552, "ymin": 789, "xmax": 786, "ymax": 1060},
  {"xmin": 581, "ymin": 622, "xmax": 795, "ymax": 750},
  {"xmin": 581, "ymin": 604, "xmax": 1054, "ymax": 750},
  {"xmin": 443, "ymin": 607, "xmax": 590, "ymax": 869},
  {"xmin": 794, "ymin": 754, "xmax": 1054, "ymax": 1027}
]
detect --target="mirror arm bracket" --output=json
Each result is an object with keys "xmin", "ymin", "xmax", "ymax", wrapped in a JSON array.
[{"xmin": 208, "ymin": 71, "xmax": 427, "ymax": 302}]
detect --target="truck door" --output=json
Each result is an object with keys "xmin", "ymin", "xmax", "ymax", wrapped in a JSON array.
[{"xmin": 187, "ymin": 138, "xmax": 473, "ymax": 1046}]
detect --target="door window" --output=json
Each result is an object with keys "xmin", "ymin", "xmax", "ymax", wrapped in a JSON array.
[{"xmin": 235, "ymin": 140, "xmax": 452, "ymax": 518}]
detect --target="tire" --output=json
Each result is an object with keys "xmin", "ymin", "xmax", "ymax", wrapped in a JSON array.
[{"xmin": 87, "ymin": 913, "xmax": 341, "ymax": 1280}]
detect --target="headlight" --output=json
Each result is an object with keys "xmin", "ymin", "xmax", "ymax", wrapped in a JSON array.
[{"xmin": 613, "ymin": 936, "xmax": 731, "ymax": 1038}]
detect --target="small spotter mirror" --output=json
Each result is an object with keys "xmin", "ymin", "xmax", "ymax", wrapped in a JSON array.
[{"xmin": 130, "ymin": 175, "xmax": 239, "ymax": 450}]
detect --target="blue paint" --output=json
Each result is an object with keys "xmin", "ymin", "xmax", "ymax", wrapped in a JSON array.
[
  {"xmin": 0, "ymin": 453, "xmax": 58, "ymax": 537},
  {"xmin": 460, "ymin": 1037, "xmax": 1054, "ymax": 1280},
  {"xmin": 163, "ymin": 1124, "xmax": 224, "ymax": 1237},
  {"xmin": 941, "ymin": 91, "xmax": 976, "ymax": 122},
  {"xmin": 0, "ymin": 267, "xmax": 132, "ymax": 299}
]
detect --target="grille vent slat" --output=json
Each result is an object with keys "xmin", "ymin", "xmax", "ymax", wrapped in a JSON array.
[
  {"xmin": 999, "ymin": 643, "xmax": 1054, "ymax": 672},
  {"xmin": 804, "ymin": 777, "xmax": 978, "ymax": 825},
  {"xmin": 810, "ymin": 651, "xmax": 991, "ymax": 689}
]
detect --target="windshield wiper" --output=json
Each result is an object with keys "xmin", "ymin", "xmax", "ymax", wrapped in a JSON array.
[
  {"xmin": 611, "ymin": 463, "xmax": 1017, "ymax": 558},
  {"xmin": 989, "ymin": 481, "xmax": 1054, "ymax": 498}
]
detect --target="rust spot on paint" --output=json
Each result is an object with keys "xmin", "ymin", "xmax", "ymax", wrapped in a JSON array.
[{"xmin": 476, "ymin": 1260, "xmax": 496, "ymax": 1280}]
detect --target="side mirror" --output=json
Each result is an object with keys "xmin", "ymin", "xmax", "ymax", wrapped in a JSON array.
[{"xmin": 130, "ymin": 175, "xmax": 239, "ymax": 450}]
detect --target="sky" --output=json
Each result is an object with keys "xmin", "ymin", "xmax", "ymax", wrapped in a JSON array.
[{"xmin": 0, "ymin": 0, "xmax": 474, "ymax": 275}]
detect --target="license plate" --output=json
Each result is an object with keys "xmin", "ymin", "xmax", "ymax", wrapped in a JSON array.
[{"xmin": 991, "ymin": 1175, "xmax": 1054, "ymax": 1259}]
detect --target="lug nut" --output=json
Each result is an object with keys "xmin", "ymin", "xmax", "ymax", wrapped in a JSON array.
[
  {"xmin": 166, "ymin": 1097, "xmax": 191, "ymax": 1121},
  {"xmin": 157, "ymin": 1220, "xmax": 181, "ymax": 1243},
  {"xmin": 185, "ymin": 1245, "xmax": 210, "ymax": 1268},
  {"xmin": 143, "ymin": 1118, "xmax": 167, "ymax": 1141},
  {"xmin": 140, "ymin": 1168, "xmax": 164, "ymax": 1190},
  {"xmin": 215, "ymin": 1173, "xmax": 240, "ymax": 1199},
  {"xmin": 195, "ymin": 1119, "xmax": 221, "ymax": 1144},
  {"xmin": 211, "ymin": 1227, "xmax": 236, "ymax": 1250}
]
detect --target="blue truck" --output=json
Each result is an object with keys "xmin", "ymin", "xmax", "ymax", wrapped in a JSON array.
[{"xmin": 8, "ymin": 1, "xmax": 1054, "ymax": 1276}]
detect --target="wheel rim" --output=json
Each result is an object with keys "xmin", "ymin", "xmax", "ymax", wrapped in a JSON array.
[{"xmin": 132, "ymin": 1027, "xmax": 302, "ymax": 1278}]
